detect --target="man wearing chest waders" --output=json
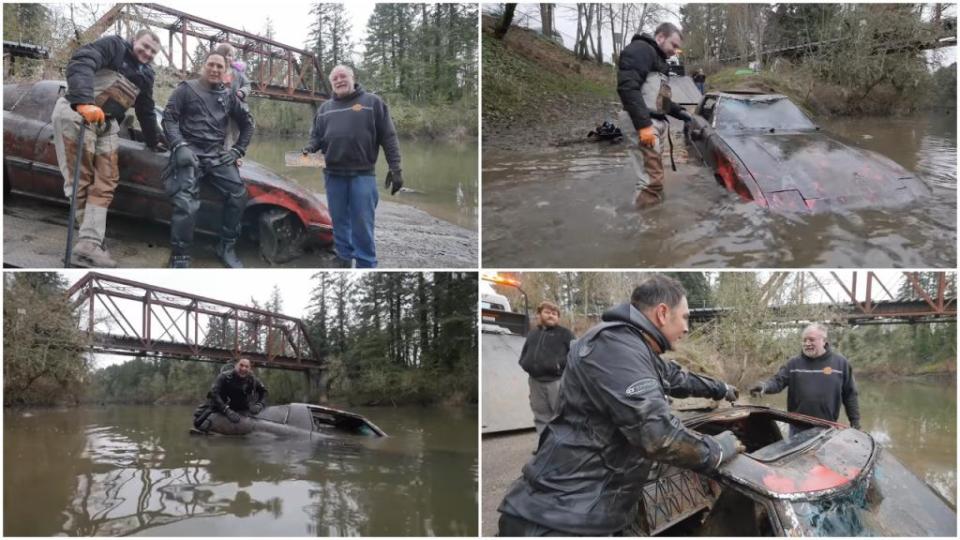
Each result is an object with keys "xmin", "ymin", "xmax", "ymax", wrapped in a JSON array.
[
  {"xmin": 52, "ymin": 29, "xmax": 165, "ymax": 267},
  {"xmin": 617, "ymin": 22, "xmax": 694, "ymax": 209}
]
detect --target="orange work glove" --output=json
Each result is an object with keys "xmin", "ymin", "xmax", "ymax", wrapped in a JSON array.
[
  {"xmin": 638, "ymin": 126, "xmax": 656, "ymax": 148},
  {"xmin": 76, "ymin": 104, "xmax": 105, "ymax": 124}
]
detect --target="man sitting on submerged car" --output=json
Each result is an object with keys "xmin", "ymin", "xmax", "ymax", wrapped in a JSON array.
[
  {"xmin": 193, "ymin": 358, "xmax": 268, "ymax": 432},
  {"xmin": 498, "ymin": 274, "xmax": 744, "ymax": 536}
]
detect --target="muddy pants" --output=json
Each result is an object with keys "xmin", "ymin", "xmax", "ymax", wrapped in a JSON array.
[
  {"xmin": 168, "ymin": 160, "xmax": 247, "ymax": 255},
  {"xmin": 52, "ymin": 96, "xmax": 120, "ymax": 236},
  {"xmin": 528, "ymin": 377, "xmax": 561, "ymax": 436},
  {"xmin": 634, "ymin": 117, "xmax": 669, "ymax": 207}
]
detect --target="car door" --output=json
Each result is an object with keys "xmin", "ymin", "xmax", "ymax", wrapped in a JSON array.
[{"xmin": 687, "ymin": 95, "xmax": 719, "ymax": 166}]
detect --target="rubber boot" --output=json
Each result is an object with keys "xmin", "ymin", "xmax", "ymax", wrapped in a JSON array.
[
  {"xmin": 73, "ymin": 205, "xmax": 117, "ymax": 267},
  {"xmin": 216, "ymin": 241, "xmax": 244, "ymax": 269},
  {"xmin": 633, "ymin": 185, "xmax": 665, "ymax": 209},
  {"xmin": 335, "ymin": 257, "xmax": 353, "ymax": 269}
]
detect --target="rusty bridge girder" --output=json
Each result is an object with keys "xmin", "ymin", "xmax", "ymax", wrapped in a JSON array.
[
  {"xmin": 690, "ymin": 271, "xmax": 956, "ymax": 325},
  {"xmin": 66, "ymin": 272, "xmax": 323, "ymax": 371},
  {"xmin": 80, "ymin": 3, "xmax": 329, "ymax": 104}
]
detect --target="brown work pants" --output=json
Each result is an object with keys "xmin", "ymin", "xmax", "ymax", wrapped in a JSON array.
[
  {"xmin": 634, "ymin": 118, "xmax": 668, "ymax": 208},
  {"xmin": 52, "ymin": 96, "xmax": 120, "ymax": 211}
]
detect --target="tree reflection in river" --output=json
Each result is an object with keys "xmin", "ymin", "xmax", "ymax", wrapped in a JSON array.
[{"xmin": 3, "ymin": 405, "xmax": 477, "ymax": 536}]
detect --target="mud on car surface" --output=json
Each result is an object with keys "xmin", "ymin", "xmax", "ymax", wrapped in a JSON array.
[
  {"xmin": 683, "ymin": 91, "xmax": 929, "ymax": 211},
  {"xmin": 3, "ymin": 80, "xmax": 333, "ymax": 263},
  {"xmin": 630, "ymin": 405, "xmax": 955, "ymax": 536}
]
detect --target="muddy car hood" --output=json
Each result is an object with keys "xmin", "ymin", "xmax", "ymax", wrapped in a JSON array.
[{"xmin": 721, "ymin": 130, "xmax": 926, "ymax": 209}]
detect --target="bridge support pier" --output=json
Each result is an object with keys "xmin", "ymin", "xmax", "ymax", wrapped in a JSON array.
[{"xmin": 304, "ymin": 368, "xmax": 327, "ymax": 404}]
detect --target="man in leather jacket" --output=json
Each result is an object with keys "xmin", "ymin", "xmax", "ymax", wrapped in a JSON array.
[
  {"xmin": 498, "ymin": 274, "xmax": 743, "ymax": 536},
  {"xmin": 617, "ymin": 22, "xmax": 694, "ymax": 209}
]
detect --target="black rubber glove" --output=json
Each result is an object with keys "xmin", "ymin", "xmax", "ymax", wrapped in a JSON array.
[
  {"xmin": 749, "ymin": 382, "xmax": 765, "ymax": 397},
  {"xmin": 385, "ymin": 169, "xmax": 403, "ymax": 195},
  {"xmin": 217, "ymin": 147, "xmax": 243, "ymax": 166},
  {"xmin": 678, "ymin": 110, "xmax": 693, "ymax": 123},
  {"xmin": 713, "ymin": 430, "xmax": 745, "ymax": 466},
  {"xmin": 723, "ymin": 384, "xmax": 739, "ymax": 402},
  {"xmin": 301, "ymin": 146, "xmax": 313, "ymax": 155},
  {"xmin": 850, "ymin": 420, "xmax": 862, "ymax": 430},
  {"xmin": 250, "ymin": 402, "xmax": 264, "ymax": 415},
  {"xmin": 174, "ymin": 145, "xmax": 198, "ymax": 168},
  {"xmin": 225, "ymin": 409, "xmax": 241, "ymax": 423}
]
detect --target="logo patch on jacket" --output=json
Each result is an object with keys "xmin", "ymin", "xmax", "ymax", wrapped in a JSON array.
[
  {"xmin": 625, "ymin": 378, "xmax": 659, "ymax": 398},
  {"xmin": 351, "ymin": 103, "xmax": 363, "ymax": 112}
]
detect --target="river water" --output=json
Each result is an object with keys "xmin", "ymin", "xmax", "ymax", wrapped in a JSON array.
[
  {"xmin": 747, "ymin": 375, "xmax": 956, "ymax": 506},
  {"xmin": 3, "ymin": 405, "xmax": 477, "ymax": 536},
  {"xmin": 482, "ymin": 114, "xmax": 956, "ymax": 267},
  {"xmin": 246, "ymin": 137, "xmax": 478, "ymax": 230}
]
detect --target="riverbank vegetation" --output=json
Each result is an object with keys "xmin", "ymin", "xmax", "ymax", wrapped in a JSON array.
[
  {"xmin": 483, "ymin": 3, "xmax": 954, "ymax": 138},
  {"xmin": 3, "ymin": 3, "xmax": 477, "ymax": 139},
  {"xmin": 492, "ymin": 272, "xmax": 957, "ymax": 385},
  {"xmin": 3, "ymin": 272, "xmax": 477, "ymax": 408}
]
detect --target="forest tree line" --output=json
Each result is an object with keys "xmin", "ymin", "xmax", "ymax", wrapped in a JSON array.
[
  {"xmin": 3, "ymin": 272, "xmax": 478, "ymax": 407},
  {"xmin": 493, "ymin": 3, "xmax": 954, "ymax": 113},
  {"xmin": 3, "ymin": 3, "xmax": 479, "ymax": 137},
  {"xmin": 491, "ymin": 271, "xmax": 957, "ymax": 383}
]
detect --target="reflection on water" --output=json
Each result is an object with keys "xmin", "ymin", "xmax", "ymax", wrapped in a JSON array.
[
  {"xmin": 245, "ymin": 137, "xmax": 477, "ymax": 230},
  {"xmin": 749, "ymin": 376, "xmax": 956, "ymax": 505},
  {"xmin": 483, "ymin": 115, "xmax": 956, "ymax": 267},
  {"xmin": 3, "ymin": 405, "xmax": 477, "ymax": 536}
]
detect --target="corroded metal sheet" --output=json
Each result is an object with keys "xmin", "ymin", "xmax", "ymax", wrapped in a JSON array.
[{"xmin": 481, "ymin": 332, "xmax": 534, "ymax": 434}]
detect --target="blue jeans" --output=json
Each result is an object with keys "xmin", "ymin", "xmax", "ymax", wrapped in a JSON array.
[{"xmin": 324, "ymin": 172, "xmax": 378, "ymax": 268}]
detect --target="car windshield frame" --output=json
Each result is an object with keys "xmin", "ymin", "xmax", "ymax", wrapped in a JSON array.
[{"xmin": 713, "ymin": 94, "xmax": 818, "ymax": 132}]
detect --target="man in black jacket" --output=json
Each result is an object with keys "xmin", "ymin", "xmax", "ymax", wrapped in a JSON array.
[
  {"xmin": 498, "ymin": 275, "xmax": 743, "ymax": 536},
  {"xmin": 749, "ymin": 324, "xmax": 861, "ymax": 432},
  {"xmin": 52, "ymin": 29, "xmax": 164, "ymax": 267},
  {"xmin": 193, "ymin": 358, "xmax": 268, "ymax": 432},
  {"xmin": 302, "ymin": 64, "xmax": 402, "ymax": 269},
  {"xmin": 518, "ymin": 301, "xmax": 576, "ymax": 436},
  {"xmin": 617, "ymin": 22, "xmax": 693, "ymax": 209},
  {"xmin": 162, "ymin": 52, "xmax": 255, "ymax": 269}
]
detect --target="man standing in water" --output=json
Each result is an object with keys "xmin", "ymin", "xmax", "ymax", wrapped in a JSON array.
[
  {"xmin": 617, "ymin": 22, "xmax": 694, "ymax": 209},
  {"xmin": 750, "ymin": 323, "xmax": 862, "ymax": 433},
  {"xmin": 193, "ymin": 358, "xmax": 268, "ymax": 431},
  {"xmin": 302, "ymin": 65, "xmax": 403, "ymax": 268},
  {"xmin": 498, "ymin": 275, "xmax": 743, "ymax": 536}
]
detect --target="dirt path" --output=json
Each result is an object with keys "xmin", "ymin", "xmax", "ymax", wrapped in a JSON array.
[
  {"xmin": 481, "ymin": 430, "xmax": 538, "ymax": 537},
  {"xmin": 3, "ymin": 195, "xmax": 477, "ymax": 268}
]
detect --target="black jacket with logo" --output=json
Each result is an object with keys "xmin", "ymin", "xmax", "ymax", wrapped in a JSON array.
[
  {"xmin": 304, "ymin": 84, "xmax": 401, "ymax": 176},
  {"xmin": 499, "ymin": 303, "xmax": 731, "ymax": 535},
  {"xmin": 760, "ymin": 346, "xmax": 861, "ymax": 427},
  {"xmin": 518, "ymin": 324, "xmax": 576, "ymax": 382},
  {"xmin": 65, "ymin": 34, "xmax": 160, "ymax": 147}
]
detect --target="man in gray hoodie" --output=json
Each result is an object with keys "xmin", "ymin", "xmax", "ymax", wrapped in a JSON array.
[{"xmin": 303, "ymin": 65, "xmax": 402, "ymax": 268}]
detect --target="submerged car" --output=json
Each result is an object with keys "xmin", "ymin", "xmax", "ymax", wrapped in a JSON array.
[
  {"xmin": 193, "ymin": 402, "xmax": 387, "ymax": 438},
  {"xmin": 3, "ymin": 80, "xmax": 333, "ymax": 263},
  {"xmin": 684, "ymin": 91, "xmax": 929, "ymax": 211},
  {"xmin": 628, "ymin": 405, "xmax": 955, "ymax": 536}
]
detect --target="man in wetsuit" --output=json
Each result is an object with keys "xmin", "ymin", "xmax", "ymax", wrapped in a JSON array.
[
  {"xmin": 193, "ymin": 358, "xmax": 268, "ymax": 431},
  {"xmin": 162, "ymin": 52, "xmax": 254, "ymax": 268},
  {"xmin": 750, "ymin": 323, "xmax": 862, "ymax": 433},
  {"xmin": 498, "ymin": 274, "xmax": 743, "ymax": 536}
]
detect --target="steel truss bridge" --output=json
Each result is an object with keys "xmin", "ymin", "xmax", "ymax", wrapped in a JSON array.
[
  {"xmin": 66, "ymin": 273, "xmax": 324, "ymax": 376},
  {"xmin": 65, "ymin": 3, "xmax": 329, "ymax": 103},
  {"xmin": 689, "ymin": 271, "xmax": 956, "ymax": 326}
]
